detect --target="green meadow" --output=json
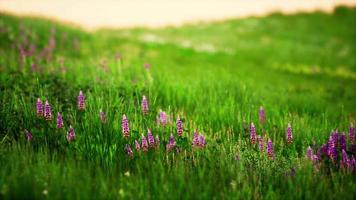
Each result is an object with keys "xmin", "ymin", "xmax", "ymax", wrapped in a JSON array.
[{"xmin": 0, "ymin": 6, "xmax": 356, "ymax": 200}]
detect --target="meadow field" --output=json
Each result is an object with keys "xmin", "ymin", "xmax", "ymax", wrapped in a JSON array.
[{"xmin": 0, "ymin": 6, "xmax": 356, "ymax": 200}]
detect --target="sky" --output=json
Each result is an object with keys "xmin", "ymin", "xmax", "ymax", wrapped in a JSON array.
[{"xmin": 0, "ymin": 0, "xmax": 355, "ymax": 29}]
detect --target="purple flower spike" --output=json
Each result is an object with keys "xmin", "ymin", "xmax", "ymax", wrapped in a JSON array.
[
  {"xmin": 192, "ymin": 130, "xmax": 199, "ymax": 148},
  {"xmin": 142, "ymin": 96, "xmax": 149, "ymax": 115},
  {"xmin": 99, "ymin": 109, "xmax": 107, "ymax": 123},
  {"xmin": 122, "ymin": 114, "xmax": 130, "ymax": 138},
  {"xmin": 166, "ymin": 134, "xmax": 176, "ymax": 151},
  {"xmin": 339, "ymin": 134, "xmax": 347, "ymax": 151},
  {"xmin": 77, "ymin": 90, "xmax": 85, "ymax": 110},
  {"xmin": 125, "ymin": 144, "xmax": 133, "ymax": 158},
  {"xmin": 56, "ymin": 112, "xmax": 64, "ymax": 129},
  {"xmin": 147, "ymin": 129, "xmax": 155, "ymax": 147},
  {"xmin": 286, "ymin": 123, "xmax": 293, "ymax": 144},
  {"xmin": 259, "ymin": 106, "xmax": 266, "ymax": 124},
  {"xmin": 257, "ymin": 135, "xmax": 264, "ymax": 151},
  {"xmin": 266, "ymin": 138, "xmax": 274, "ymax": 159},
  {"xmin": 66, "ymin": 125, "xmax": 76, "ymax": 143},
  {"xmin": 351, "ymin": 156, "xmax": 356, "ymax": 174},
  {"xmin": 350, "ymin": 123, "xmax": 355, "ymax": 144},
  {"xmin": 44, "ymin": 100, "xmax": 52, "ymax": 121},
  {"xmin": 328, "ymin": 134, "xmax": 337, "ymax": 161},
  {"xmin": 135, "ymin": 140, "xmax": 141, "ymax": 151},
  {"xmin": 306, "ymin": 146, "xmax": 313, "ymax": 161},
  {"xmin": 341, "ymin": 149, "xmax": 350, "ymax": 170},
  {"xmin": 25, "ymin": 129, "xmax": 33, "ymax": 141},
  {"xmin": 198, "ymin": 134, "xmax": 206, "ymax": 147},
  {"xmin": 176, "ymin": 116, "xmax": 183, "ymax": 137},
  {"xmin": 141, "ymin": 135, "xmax": 149, "ymax": 152},
  {"xmin": 250, "ymin": 122, "xmax": 256, "ymax": 144},
  {"xmin": 159, "ymin": 110, "xmax": 166, "ymax": 126},
  {"xmin": 36, "ymin": 98, "xmax": 43, "ymax": 117}
]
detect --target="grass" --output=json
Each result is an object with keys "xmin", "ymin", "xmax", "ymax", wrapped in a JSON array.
[{"xmin": 0, "ymin": 6, "xmax": 356, "ymax": 200}]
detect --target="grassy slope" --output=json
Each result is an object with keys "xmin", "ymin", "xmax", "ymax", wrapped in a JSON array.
[{"xmin": 0, "ymin": 6, "xmax": 356, "ymax": 199}]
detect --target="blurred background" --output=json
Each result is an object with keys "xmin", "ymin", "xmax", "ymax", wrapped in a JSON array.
[{"xmin": 1, "ymin": 0, "xmax": 355, "ymax": 29}]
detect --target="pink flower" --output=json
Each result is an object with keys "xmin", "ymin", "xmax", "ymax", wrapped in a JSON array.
[
  {"xmin": 44, "ymin": 100, "xmax": 52, "ymax": 121},
  {"xmin": 77, "ymin": 90, "xmax": 85, "ymax": 110},
  {"xmin": 56, "ymin": 112, "xmax": 64, "ymax": 129},
  {"xmin": 250, "ymin": 122, "xmax": 256, "ymax": 144},
  {"xmin": 122, "ymin": 114, "xmax": 130, "ymax": 138},
  {"xmin": 36, "ymin": 98, "xmax": 43, "ymax": 117},
  {"xmin": 66, "ymin": 125, "xmax": 76, "ymax": 143},
  {"xmin": 176, "ymin": 116, "xmax": 183, "ymax": 137},
  {"xmin": 141, "ymin": 96, "xmax": 149, "ymax": 115},
  {"xmin": 286, "ymin": 123, "xmax": 293, "ymax": 144}
]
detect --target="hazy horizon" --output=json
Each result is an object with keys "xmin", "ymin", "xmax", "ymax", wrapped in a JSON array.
[{"xmin": 1, "ymin": 0, "xmax": 355, "ymax": 29}]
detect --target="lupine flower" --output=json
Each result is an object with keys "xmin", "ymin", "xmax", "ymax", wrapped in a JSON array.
[
  {"xmin": 24, "ymin": 129, "xmax": 33, "ymax": 141},
  {"xmin": 341, "ymin": 149, "xmax": 350, "ymax": 169},
  {"xmin": 122, "ymin": 114, "xmax": 130, "ymax": 138},
  {"xmin": 56, "ymin": 112, "xmax": 64, "ymax": 128},
  {"xmin": 198, "ymin": 134, "xmax": 206, "ymax": 147},
  {"xmin": 266, "ymin": 138, "xmax": 274, "ymax": 159},
  {"xmin": 257, "ymin": 135, "xmax": 264, "ymax": 151},
  {"xmin": 339, "ymin": 134, "xmax": 347, "ymax": 151},
  {"xmin": 147, "ymin": 129, "xmax": 155, "ymax": 147},
  {"xmin": 36, "ymin": 98, "xmax": 43, "ymax": 117},
  {"xmin": 306, "ymin": 146, "xmax": 313, "ymax": 161},
  {"xmin": 328, "ymin": 135, "xmax": 337, "ymax": 161},
  {"xmin": 44, "ymin": 100, "xmax": 52, "ymax": 121},
  {"xmin": 99, "ymin": 109, "xmax": 107, "ymax": 123},
  {"xmin": 141, "ymin": 96, "xmax": 148, "ymax": 115},
  {"xmin": 77, "ymin": 90, "xmax": 85, "ymax": 110},
  {"xmin": 166, "ymin": 134, "xmax": 176, "ymax": 151},
  {"xmin": 135, "ymin": 140, "xmax": 141, "ymax": 151},
  {"xmin": 159, "ymin": 110, "xmax": 166, "ymax": 126},
  {"xmin": 125, "ymin": 144, "xmax": 133, "ymax": 158},
  {"xmin": 155, "ymin": 135, "xmax": 160, "ymax": 147},
  {"xmin": 350, "ymin": 123, "xmax": 355, "ymax": 144},
  {"xmin": 141, "ymin": 135, "xmax": 149, "ymax": 152},
  {"xmin": 250, "ymin": 123, "xmax": 256, "ymax": 144},
  {"xmin": 192, "ymin": 130, "xmax": 200, "ymax": 147},
  {"xmin": 286, "ymin": 123, "xmax": 293, "ymax": 144},
  {"xmin": 176, "ymin": 116, "xmax": 183, "ymax": 137},
  {"xmin": 259, "ymin": 106, "xmax": 266, "ymax": 124},
  {"xmin": 66, "ymin": 125, "xmax": 76, "ymax": 143}
]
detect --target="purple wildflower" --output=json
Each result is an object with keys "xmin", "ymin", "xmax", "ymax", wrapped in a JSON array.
[
  {"xmin": 159, "ymin": 110, "xmax": 166, "ymax": 126},
  {"xmin": 141, "ymin": 96, "xmax": 148, "ymax": 115},
  {"xmin": 56, "ymin": 112, "xmax": 64, "ymax": 129},
  {"xmin": 339, "ymin": 134, "xmax": 347, "ymax": 151},
  {"xmin": 266, "ymin": 138, "xmax": 274, "ymax": 159},
  {"xmin": 24, "ymin": 129, "xmax": 33, "ymax": 141},
  {"xmin": 286, "ymin": 123, "xmax": 293, "ymax": 144},
  {"xmin": 306, "ymin": 146, "xmax": 313, "ymax": 161},
  {"xmin": 36, "ymin": 98, "xmax": 43, "ymax": 117},
  {"xmin": 99, "ymin": 109, "xmax": 107, "ymax": 123},
  {"xmin": 125, "ymin": 144, "xmax": 133, "ymax": 158},
  {"xmin": 341, "ymin": 149, "xmax": 350, "ymax": 170},
  {"xmin": 351, "ymin": 156, "xmax": 356, "ymax": 174},
  {"xmin": 198, "ymin": 134, "xmax": 206, "ymax": 147},
  {"xmin": 192, "ymin": 130, "xmax": 200, "ymax": 148},
  {"xmin": 147, "ymin": 129, "xmax": 155, "ymax": 147},
  {"xmin": 250, "ymin": 122, "xmax": 256, "ymax": 144},
  {"xmin": 135, "ymin": 140, "xmax": 141, "ymax": 151},
  {"xmin": 257, "ymin": 135, "xmax": 264, "ymax": 151},
  {"xmin": 166, "ymin": 134, "xmax": 176, "ymax": 151},
  {"xmin": 77, "ymin": 90, "xmax": 85, "ymax": 110},
  {"xmin": 328, "ymin": 135, "xmax": 337, "ymax": 161},
  {"xmin": 176, "ymin": 116, "xmax": 183, "ymax": 137},
  {"xmin": 44, "ymin": 100, "xmax": 52, "ymax": 121},
  {"xmin": 141, "ymin": 135, "xmax": 149, "ymax": 152},
  {"xmin": 122, "ymin": 114, "xmax": 130, "ymax": 138},
  {"xmin": 259, "ymin": 106, "xmax": 266, "ymax": 124},
  {"xmin": 66, "ymin": 125, "xmax": 76, "ymax": 143},
  {"xmin": 350, "ymin": 123, "xmax": 355, "ymax": 144}
]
